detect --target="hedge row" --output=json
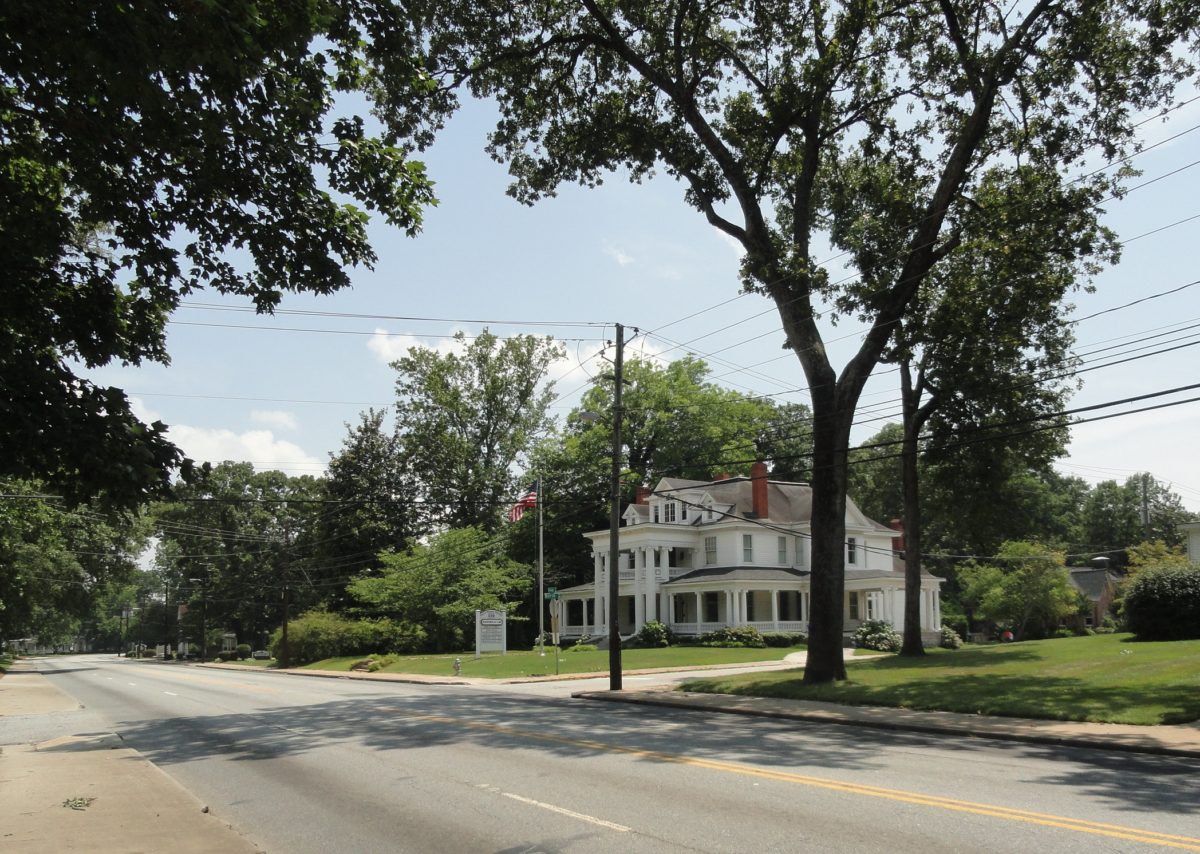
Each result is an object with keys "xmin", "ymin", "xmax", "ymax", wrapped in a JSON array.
[{"xmin": 268, "ymin": 612, "xmax": 427, "ymax": 666}]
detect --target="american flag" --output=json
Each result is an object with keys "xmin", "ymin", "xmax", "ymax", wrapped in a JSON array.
[{"xmin": 508, "ymin": 482, "xmax": 539, "ymax": 522}]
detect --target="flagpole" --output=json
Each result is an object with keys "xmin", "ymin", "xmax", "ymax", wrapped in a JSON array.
[{"xmin": 537, "ymin": 478, "xmax": 545, "ymax": 657}]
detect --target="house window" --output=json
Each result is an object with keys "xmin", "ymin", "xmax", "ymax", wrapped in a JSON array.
[
  {"xmin": 847, "ymin": 537, "xmax": 858, "ymax": 566},
  {"xmin": 665, "ymin": 502, "xmax": 677, "ymax": 523},
  {"xmin": 681, "ymin": 502, "xmax": 688, "ymax": 521},
  {"xmin": 777, "ymin": 536, "xmax": 787, "ymax": 565},
  {"xmin": 704, "ymin": 536, "xmax": 717, "ymax": 566},
  {"xmin": 704, "ymin": 592, "xmax": 720, "ymax": 622},
  {"xmin": 653, "ymin": 504, "xmax": 659, "ymax": 523},
  {"xmin": 795, "ymin": 536, "xmax": 806, "ymax": 567},
  {"xmin": 705, "ymin": 501, "xmax": 714, "ymax": 521},
  {"xmin": 866, "ymin": 593, "xmax": 877, "ymax": 620},
  {"xmin": 849, "ymin": 592, "xmax": 860, "ymax": 620},
  {"xmin": 743, "ymin": 534, "xmax": 753, "ymax": 562}
]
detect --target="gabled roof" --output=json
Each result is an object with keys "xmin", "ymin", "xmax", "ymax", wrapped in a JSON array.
[
  {"xmin": 653, "ymin": 475, "xmax": 891, "ymax": 530},
  {"xmin": 1068, "ymin": 567, "xmax": 1120, "ymax": 601}
]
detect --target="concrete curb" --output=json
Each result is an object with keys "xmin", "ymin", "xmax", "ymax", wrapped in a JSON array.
[{"xmin": 571, "ymin": 689, "xmax": 1200, "ymax": 760}]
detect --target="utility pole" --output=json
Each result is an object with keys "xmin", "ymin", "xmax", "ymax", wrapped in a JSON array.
[
  {"xmin": 537, "ymin": 477, "xmax": 545, "ymax": 656},
  {"xmin": 608, "ymin": 323, "xmax": 625, "ymax": 691},
  {"xmin": 279, "ymin": 519, "xmax": 292, "ymax": 669},
  {"xmin": 1141, "ymin": 472, "xmax": 1152, "ymax": 541},
  {"xmin": 162, "ymin": 580, "xmax": 170, "ymax": 659}
]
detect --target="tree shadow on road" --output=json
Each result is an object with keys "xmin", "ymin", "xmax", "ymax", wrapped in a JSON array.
[{"xmin": 100, "ymin": 685, "xmax": 1200, "ymax": 818}]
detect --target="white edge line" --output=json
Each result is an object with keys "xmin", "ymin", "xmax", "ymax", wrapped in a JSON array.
[{"xmin": 500, "ymin": 792, "xmax": 630, "ymax": 832}]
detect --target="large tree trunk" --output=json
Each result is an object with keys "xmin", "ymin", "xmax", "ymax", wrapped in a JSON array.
[
  {"xmin": 802, "ymin": 403, "xmax": 851, "ymax": 683},
  {"xmin": 900, "ymin": 362, "xmax": 926, "ymax": 657}
]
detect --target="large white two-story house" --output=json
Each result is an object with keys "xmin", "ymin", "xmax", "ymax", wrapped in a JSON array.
[{"xmin": 555, "ymin": 463, "xmax": 944, "ymax": 643}]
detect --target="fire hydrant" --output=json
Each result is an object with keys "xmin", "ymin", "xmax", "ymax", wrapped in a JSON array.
[{"xmin": 453, "ymin": 657, "xmax": 462, "ymax": 676}]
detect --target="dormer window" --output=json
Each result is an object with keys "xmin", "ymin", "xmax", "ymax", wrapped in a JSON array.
[
  {"xmin": 665, "ymin": 501, "xmax": 677, "ymax": 523},
  {"xmin": 681, "ymin": 502, "xmax": 688, "ymax": 521},
  {"xmin": 653, "ymin": 504, "xmax": 659, "ymax": 523}
]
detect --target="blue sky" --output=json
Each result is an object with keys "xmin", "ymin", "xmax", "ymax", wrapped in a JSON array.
[{"xmin": 89, "ymin": 89, "xmax": 1200, "ymax": 514}]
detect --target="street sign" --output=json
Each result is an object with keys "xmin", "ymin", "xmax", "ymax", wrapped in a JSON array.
[{"xmin": 545, "ymin": 587, "xmax": 559, "ymax": 600}]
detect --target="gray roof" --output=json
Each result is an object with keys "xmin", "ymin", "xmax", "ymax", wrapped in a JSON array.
[
  {"xmin": 1068, "ymin": 567, "xmax": 1120, "ymax": 601},
  {"xmin": 654, "ymin": 476, "xmax": 890, "ymax": 531}
]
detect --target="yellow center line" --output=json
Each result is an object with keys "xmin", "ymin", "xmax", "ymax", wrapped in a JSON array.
[{"xmin": 395, "ymin": 711, "xmax": 1200, "ymax": 852}]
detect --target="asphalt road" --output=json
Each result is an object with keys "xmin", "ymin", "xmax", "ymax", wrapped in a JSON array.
[{"xmin": 19, "ymin": 654, "xmax": 1200, "ymax": 853}]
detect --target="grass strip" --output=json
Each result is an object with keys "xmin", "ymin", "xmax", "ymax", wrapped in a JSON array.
[
  {"xmin": 681, "ymin": 634, "xmax": 1200, "ymax": 726},
  {"xmin": 301, "ymin": 645, "xmax": 805, "ymax": 679}
]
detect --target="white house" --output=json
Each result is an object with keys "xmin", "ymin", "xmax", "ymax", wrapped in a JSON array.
[{"xmin": 556, "ymin": 463, "xmax": 944, "ymax": 644}]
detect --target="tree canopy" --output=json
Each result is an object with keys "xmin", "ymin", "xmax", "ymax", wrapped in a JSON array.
[
  {"xmin": 393, "ymin": 330, "xmax": 563, "ymax": 534},
  {"xmin": 1, "ymin": 1, "xmax": 445, "ymax": 506},
  {"xmin": 416, "ymin": 0, "xmax": 1196, "ymax": 681}
]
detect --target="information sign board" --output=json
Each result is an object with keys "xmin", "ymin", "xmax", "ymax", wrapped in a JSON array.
[{"xmin": 475, "ymin": 609, "xmax": 507, "ymax": 658}]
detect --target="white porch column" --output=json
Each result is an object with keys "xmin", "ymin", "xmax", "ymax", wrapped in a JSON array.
[
  {"xmin": 933, "ymin": 588, "xmax": 941, "ymax": 629},
  {"xmin": 593, "ymin": 552, "xmax": 603, "ymax": 633},
  {"xmin": 737, "ymin": 589, "xmax": 748, "ymax": 626},
  {"xmin": 667, "ymin": 591, "xmax": 675, "ymax": 626},
  {"xmin": 633, "ymin": 548, "xmax": 645, "ymax": 630},
  {"xmin": 770, "ymin": 589, "xmax": 779, "ymax": 630},
  {"xmin": 646, "ymin": 548, "xmax": 659, "ymax": 623},
  {"xmin": 802, "ymin": 591, "xmax": 809, "ymax": 624},
  {"xmin": 694, "ymin": 591, "xmax": 703, "ymax": 627},
  {"xmin": 919, "ymin": 589, "xmax": 929, "ymax": 630}
]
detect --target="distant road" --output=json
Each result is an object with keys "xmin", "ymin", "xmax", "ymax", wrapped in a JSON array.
[{"xmin": 23, "ymin": 655, "xmax": 1200, "ymax": 853}]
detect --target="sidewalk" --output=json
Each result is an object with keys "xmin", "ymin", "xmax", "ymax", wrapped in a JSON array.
[{"xmin": 0, "ymin": 662, "xmax": 259, "ymax": 853}]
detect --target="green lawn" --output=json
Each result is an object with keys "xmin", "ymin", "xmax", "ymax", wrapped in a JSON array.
[
  {"xmin": 300, "ymin": 645, "xmax": 805, "ymax": 679},
  {"xmin": 681, "ymin": 634, "xmax": 1200, "ymax": 725}
]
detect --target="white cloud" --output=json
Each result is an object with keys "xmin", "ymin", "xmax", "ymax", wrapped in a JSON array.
[
  {"xmin": 168, "ymin": 425, "xmax": 326, "ymax": 475},
  {"xmin": 250, "ymin": 410, "xmax": 298, "ymax": 431},
  {"xmin": 366, "ymin": 327, "xmax": 469, "ymax": 364},
  {"xmin": 717, "ymin": 231, "xmax": 747, "ymax": 258},
  {"xmin": 129, "ymin": 396, "xmax": 163, "ymax": 424},
  {"xmin": 128, "ymin": 396, "xmax": 324, "ymax": 476},
  {"xmin": 603, "ymin": 243, "xmax": 636, "ymax": 266}
]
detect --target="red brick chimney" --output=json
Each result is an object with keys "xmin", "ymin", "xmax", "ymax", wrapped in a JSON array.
[
  {"xmin": 635, "ymin": 485, "xmax": 651, "ymax": 505},
  {"xmin": 751, "ymin": 461, "xmax": 769, "ymax": 519},
  {"xmin": 889, "ymin": 518, "xmax": 906, "ymax": 553}
]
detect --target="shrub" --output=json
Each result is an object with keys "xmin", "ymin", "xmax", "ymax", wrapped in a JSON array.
[
  {"xmin": 761, "ymin": 632, "xmax": 807, "ymax": 648},
  {"xmin": 854, "ymin": 620, "xmax": 901, "ymax": 652},
  {"xmin": 235, "ymin": 644, "xmax": 251, "ymax": 660},
  {"xmin": 1123, "ymin": 564, "xmax": 1200, "ymax": 640},
  {"xmin": 699, "ymin": 626, "xmax": 766, "ymax": 648},
  {"xmin": 633, "ymin": 620, "xmax": 675, "ymax": 648},
  {"xmin": 1052, "ymin": 627, "xmax": 1074, "ymax": 639},
  {"xmin": 268, "ymin": 611, "xmax": 428, "ymax": 666},
  {"xmin": 566, "ymin": 643, "xmax": 597, "ymax": 653},
  {"xmin": 939, "ymin": 626, "xmax": 963, "ymax": 649},
  {"xmin": 216, "ymin": 650, "xmax": 236, "ymax": 661}
]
